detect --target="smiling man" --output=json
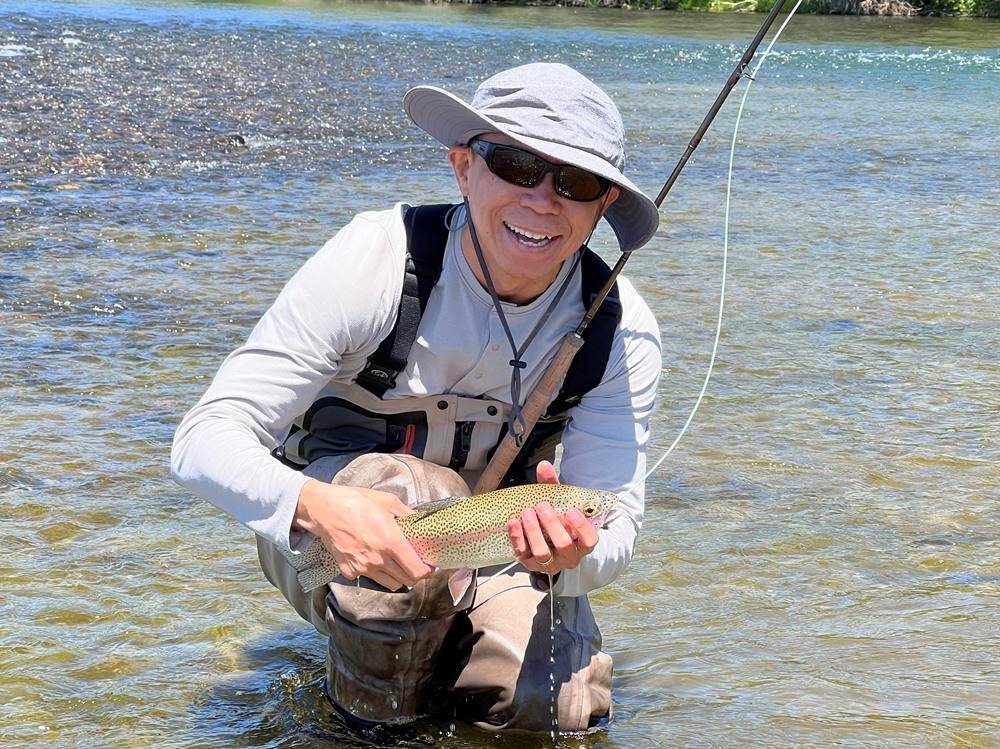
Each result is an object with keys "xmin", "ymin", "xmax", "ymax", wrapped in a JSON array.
[{"xmin": 172, "ymin": 62, "xmax": 661, "ymax": 734}]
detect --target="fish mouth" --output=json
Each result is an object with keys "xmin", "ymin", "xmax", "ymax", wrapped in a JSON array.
[{"xmin": 594, "ymin": 507, "xmax": 623, "ymax": 530}]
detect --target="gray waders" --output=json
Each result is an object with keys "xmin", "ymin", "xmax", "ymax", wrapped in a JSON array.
[{"xmin": 256, "ymin": 453, "xmax": 612, "ymax": 732}]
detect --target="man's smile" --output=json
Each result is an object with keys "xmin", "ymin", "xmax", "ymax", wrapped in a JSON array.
[{"xmin": 505, "ymin": 221, "xmax": 555, "ymax": 248}]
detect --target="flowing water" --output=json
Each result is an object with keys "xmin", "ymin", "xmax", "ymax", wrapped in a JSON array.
[{"xmin": 2, "ymin": 1, "xmax": 998, "ymax": 746}]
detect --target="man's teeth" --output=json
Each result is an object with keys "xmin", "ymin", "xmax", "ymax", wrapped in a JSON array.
[{"xmin": 506, "ymin": 223, "xmax": 552, "ymax": 244}]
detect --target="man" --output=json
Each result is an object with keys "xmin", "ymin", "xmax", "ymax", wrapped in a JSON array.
[{"xmin": 172, "ymin": 62, "xmax": 661, "ymax": 733}]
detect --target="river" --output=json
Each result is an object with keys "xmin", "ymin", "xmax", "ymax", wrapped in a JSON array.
[{"xmin": 1, "ymin": 1, "xmax": 998, "ymax": 747}]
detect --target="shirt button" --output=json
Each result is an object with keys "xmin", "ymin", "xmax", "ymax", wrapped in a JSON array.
[{"xmin": 491, "ymin": 344, "xmax": 500, "ymax": 352}]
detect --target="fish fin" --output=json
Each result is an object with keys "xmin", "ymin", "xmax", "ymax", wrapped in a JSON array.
[
  {"xmin": 471, "ymin": 561, "xmax": 519, "ymax": 594},
  {"xmin": 297, "ymin": 566, "xmax": 336, "ymax": 593},
  {"xmin": 281, "ymin": 537, "xmax": 341, "ymax": 592},
  {"xmin": 600, "ymin": 507, "xmax": 625, "ymax": 530},
  {"xmin": 407, "ymin": 495, "xmax": 465, "ymax": 523},
  {"xmin": 447, "ymin": 568, "xmax": 475, "ymax": 606}
]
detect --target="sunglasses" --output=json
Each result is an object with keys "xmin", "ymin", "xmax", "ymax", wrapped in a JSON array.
[{"xmin": 469, "ymin": 139, "xmax": 611, "ymax": 203}]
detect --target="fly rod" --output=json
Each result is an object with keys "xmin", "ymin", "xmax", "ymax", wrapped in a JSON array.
[{"xmin": 474, "ymin": 0, "xmax": 791, "ymax": 494}]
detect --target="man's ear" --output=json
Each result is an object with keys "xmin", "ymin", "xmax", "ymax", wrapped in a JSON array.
[
  {"xmin": 448, "ymin": 146, "xmax": 473, "ymax": 197},
  {"xmin": 600, "ymin": 184, "xmax": 621, "ymax": 216}
]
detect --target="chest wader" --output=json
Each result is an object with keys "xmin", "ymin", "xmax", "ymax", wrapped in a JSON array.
[{"xmin": 258, "ymin": 204, "xmax": 620, "ymax": 732}]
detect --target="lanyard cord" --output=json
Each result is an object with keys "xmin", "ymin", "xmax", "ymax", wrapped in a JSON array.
[{"xmin": 462, "ymin": 198, "xmax": 581, "ymax": 447}]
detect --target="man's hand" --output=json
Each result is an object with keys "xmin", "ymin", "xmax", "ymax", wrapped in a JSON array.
[
  {"xmin": 507, "ymin": 460, "xmax": 601, "ymax": 575},
  {"xmin": 294, "ymin": 478, "xmax": 434, "ymax": 591}
]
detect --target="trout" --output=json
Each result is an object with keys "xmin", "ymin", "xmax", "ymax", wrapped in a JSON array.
[{"xmin": 285, "ymin": 484, "xmax": 620, "ymax": 598}]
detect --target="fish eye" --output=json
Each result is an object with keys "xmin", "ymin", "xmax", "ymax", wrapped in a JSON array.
[{"xmin": 583, "ymin": 505, "xmax": 596, "ymax": 516}]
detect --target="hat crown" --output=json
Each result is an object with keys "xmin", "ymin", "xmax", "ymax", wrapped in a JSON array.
[{"xmin": 470, "ymin": 63, "xmax": 626, "ymax": 172}]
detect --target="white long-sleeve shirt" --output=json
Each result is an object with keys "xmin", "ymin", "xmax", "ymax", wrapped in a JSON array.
[{"xmin": 171, "ymin": 203, "xmax": 661, "ymax": 597}]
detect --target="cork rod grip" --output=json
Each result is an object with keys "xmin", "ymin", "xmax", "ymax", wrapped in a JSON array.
[{"xmin": 473, "ymin": 332, "xmax": 585, "ymax": 494}]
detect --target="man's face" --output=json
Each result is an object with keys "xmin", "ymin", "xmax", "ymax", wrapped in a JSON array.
[{"xmin": 448, "ymin": 134, "xmax": 619, "ymax": 306}]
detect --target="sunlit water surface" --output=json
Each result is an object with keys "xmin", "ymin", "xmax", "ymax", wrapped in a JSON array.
[{"xmin": 1, "ymin": 1, "xmax": 998, "ymax": 747}]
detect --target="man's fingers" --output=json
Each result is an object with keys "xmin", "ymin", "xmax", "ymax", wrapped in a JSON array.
[
  {"xmin": 332, "ymin": 544, "xmax": 432, "ymax": 589},
  {"xmin": 520, "ymin": 507, "xmax": 554, "ymax": 560},
  {"xmin": 367, "ymin": 565, "xmax": 408, "ymax": 592},
  {"xmin": 508, "ymin": 516, "xmax": 528, "ymax": 558},
  {"xmin": 390, "ymin": 553, "xmax": 435, "ymax": 588},
  {"xmin": 533, "ymin": 502, "xmax": 574, "ymax": 551},
  {"xmin": 510, "ymin": 499, "xmax": 604, "ymax": 574},
  {"xmin": 535, "ymin": 460, "xmax": 560, "ymax": 485},
  {"xmin": 564, "ymin": 508, "xmax": 599, "ymax": 551}
]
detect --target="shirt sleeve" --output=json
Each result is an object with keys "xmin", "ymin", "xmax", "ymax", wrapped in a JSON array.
[
  {"xmin": 170, "ymin": 206, "xmax": 408, "ymax": 550},
  {"xmin": 549, "ymin": 275, "xmax": 662, "ymax": 597}
]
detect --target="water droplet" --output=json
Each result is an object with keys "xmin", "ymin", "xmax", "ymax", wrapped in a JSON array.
[{"xmin": 547, "ymin": 585, "xmax": 558, "ymax": 733}]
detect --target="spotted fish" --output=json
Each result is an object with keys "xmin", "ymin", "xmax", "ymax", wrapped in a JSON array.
[{"xmin": 286, "ymin": 484, "xmax": 620, "ymax": 597}]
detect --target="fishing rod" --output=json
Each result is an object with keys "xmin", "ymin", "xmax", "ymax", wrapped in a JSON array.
[{"xmin": 473, "ymin": 0, "xmax": 792, "ymax": 494}]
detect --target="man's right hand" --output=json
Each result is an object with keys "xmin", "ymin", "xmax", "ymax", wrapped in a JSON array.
[{"xmin": 293, "ymin": 478, "xmax": 434, "ymax": 591}]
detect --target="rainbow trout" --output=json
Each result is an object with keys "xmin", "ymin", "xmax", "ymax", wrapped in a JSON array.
[{"xmin": 287, "ymin": 484, "xmax": 620, "ymax": 597}]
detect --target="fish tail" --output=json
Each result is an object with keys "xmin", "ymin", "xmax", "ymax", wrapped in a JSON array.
[{"xmin": 297, "ymin": 566, "xmax": 337, "ymax": 593}]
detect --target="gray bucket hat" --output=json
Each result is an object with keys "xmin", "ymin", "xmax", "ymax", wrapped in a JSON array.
[{"xmin": 403, "ymin": 63, "xmax": 659, "ymax": 253}]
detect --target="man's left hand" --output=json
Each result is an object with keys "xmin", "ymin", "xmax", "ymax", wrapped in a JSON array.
[{"xmin": 507, "ymin": 460, "xmax": 601, "ymax": 575}]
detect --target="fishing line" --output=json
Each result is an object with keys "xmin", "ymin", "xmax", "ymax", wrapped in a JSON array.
[
  {"xmin": 642, "ymin": 0, "xmax": 804, "ymax": 483},
  {"xmin": 479, "ymin": 7, "xmax": 805, "ymax": 588}
]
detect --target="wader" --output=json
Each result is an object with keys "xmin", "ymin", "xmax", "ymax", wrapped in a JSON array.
[{"xmin": 256, "ymin": 453, "xmax": 612, "ymax": 732}]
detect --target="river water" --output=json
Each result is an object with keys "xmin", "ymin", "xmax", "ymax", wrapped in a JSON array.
[{"xmin": 2, "ymin": 1, "xmax": 998, "ymax": 747}]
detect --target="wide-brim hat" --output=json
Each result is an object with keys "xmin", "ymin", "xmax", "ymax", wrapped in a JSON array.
[{"xmin": 403, "ymin": 63, "xmax": 659, "ymax": 253}]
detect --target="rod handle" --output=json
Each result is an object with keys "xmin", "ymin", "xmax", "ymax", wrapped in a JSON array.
[{"xmin": 473, "ymin": 332, "xmax": 585, "ymax": 494}]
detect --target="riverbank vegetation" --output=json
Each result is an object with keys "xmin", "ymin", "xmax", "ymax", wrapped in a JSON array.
[
  {"xmin": 444, "ymin": 0, "xmax": 1000, "ymax": 16},
  {"xmin": 679, "ymin": 0, "xmax": 998, "ymax": 15}
]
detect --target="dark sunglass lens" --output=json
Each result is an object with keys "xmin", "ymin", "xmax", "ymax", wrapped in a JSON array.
[
  {"xmin": 475, "ymin": 141, "xmax": 607, "ymax": 202},
  {"xmin": 490, "ymin": 146, "xmax": 545, "ymax": 187},
  {"xmin": 557, "ymin": 168, "xmax": 606, "ymax": 201}
]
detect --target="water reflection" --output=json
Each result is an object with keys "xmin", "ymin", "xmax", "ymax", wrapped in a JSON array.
[{"xmin": 2, "ymin": 1, "xmax": 999, "ymax": 747}]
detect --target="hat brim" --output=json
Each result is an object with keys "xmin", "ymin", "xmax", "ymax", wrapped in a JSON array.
[{"xmin": 404, "ymin": 85, "xmax": 659, "ymax": 253}]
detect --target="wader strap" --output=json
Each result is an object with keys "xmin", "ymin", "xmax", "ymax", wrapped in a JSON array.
[
  {"xmin": 355, "ymin": 203, "xmax": 456, "ymax": 397},
  {"xmin": 546, "ymin": 248, "xmax": 622, "ymax": 416}
]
